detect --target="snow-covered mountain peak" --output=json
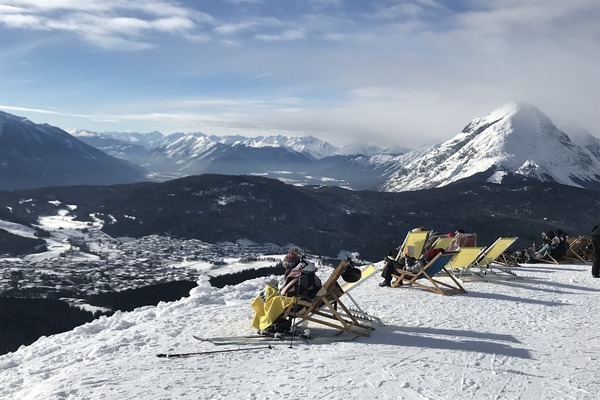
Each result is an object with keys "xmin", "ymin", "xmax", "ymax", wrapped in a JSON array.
[
  {"xmin": 237, "ymin": 135, "xmax": 338, "ymax": 159},
  {"xmin": 66, "ymin": 128, "xmax": 99, "ymax": 138},
  {"xmin": 380, "ymin": 102, "xmax": 600, "ymax": 192}
]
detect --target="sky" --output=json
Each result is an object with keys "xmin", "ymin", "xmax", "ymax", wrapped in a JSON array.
[{"xmin": 0, "ymin": 0, "xmax": 599, "ymax": 148}]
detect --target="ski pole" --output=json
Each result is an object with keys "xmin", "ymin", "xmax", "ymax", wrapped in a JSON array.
[
  {"xmin": 289, "ymin": 257, "xmax": 306, "ymax": 349},
  {"xmin": 156, "ymin": 345, "xmax": 272, "ymax": 358}
]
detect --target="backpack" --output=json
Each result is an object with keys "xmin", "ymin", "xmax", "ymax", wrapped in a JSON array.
[{"xmin": 280, "ymin": 262, "xmax": 322, "ymax": 299}]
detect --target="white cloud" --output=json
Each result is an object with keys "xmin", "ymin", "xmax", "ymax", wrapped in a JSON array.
[
  {"xmin": 255, "ymin": 29, "xmax": 306, "ymax": 42},
  {"xmin": 214, "ymin": 21, "xmax": 258, "ymax": 36},
  {"xmin": 1, "ymin": 1, "xmax": 599, "ymax": 145},
  {"xmin": 0, "ymin": 0, "xmax": 202, "ymax": 50}
]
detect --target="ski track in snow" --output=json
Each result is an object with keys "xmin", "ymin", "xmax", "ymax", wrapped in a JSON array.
[{"xmin": 1, "ymin": 262, "xmax": 600, "ymax": 399}]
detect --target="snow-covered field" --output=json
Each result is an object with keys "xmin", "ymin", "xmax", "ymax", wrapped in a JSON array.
[{"xmin": 1, "ymin": 260, "xmax": 598, "ymax": 400}]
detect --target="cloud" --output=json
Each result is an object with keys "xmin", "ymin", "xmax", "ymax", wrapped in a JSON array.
[
  {"xmin": 0, "ymin": 104, "xmax": 93, "ymax": 119},
  {"xmin": 0, "ymin": 0, "xmax": 202, "ymax": 50},
  {"xmin": 255, "ymin": 29, "xmax": 306, "ymax": 42},
  {"xmin": 214, "ymin": 21, "xmax": 258, "ymax": 36},
  {"xmin": 1, "ymin": 1, "xmax": 599, "ymax": 145}
]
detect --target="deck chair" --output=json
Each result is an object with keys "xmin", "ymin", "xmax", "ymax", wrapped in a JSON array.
[
  {"xmin": 565, "ymin": 236, "xmax": 592, "ymax": 263},
  {"xmin": 444, "ymin": 247, "xmax": 486, "ymax": 279},
  {"xmin": 340, "ymin": 264, "xmax": 377, "ymax": 293},
  {"xmin": 535, "ymin": 237, "xmax": 572, "ymax": 264},
  {"xmin": 390, "ymin": 251, "xmax": 465, "ymax": 295},
  {"xmin": 430, "ymin": 236, "xmax": 454, "ymax": 251},
  {"xmin": 446, "ymin": 232, "xmax": 477, "ymax": 251},
  {"xmin": 284, "ymin": 259, "xmax": 375, "ymax": 336},
  {"xmin": 469, "ymin": 237, "xmax": 520, "ymax": 279},
  {"xmin": 397, "ymin": 230, "xmax": 430, "ymax": 259},
  {"xmin": 340, "ymin": 265, "xmax": 384, "ymax": 326}
]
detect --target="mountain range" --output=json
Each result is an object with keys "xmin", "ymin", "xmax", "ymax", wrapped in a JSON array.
[
  {"xmin": 66, "ymin": 102, "xmax": 600, "ymax": 192},
  {"xmin": 67, "ymin": 129, "xmax": 407, "ymax": 189},
  {"xmin": 0, "ymin": 112, "xmax": 146, "ymax": 191},
  {"xmin": 1, "ymin": 102, "xmax": 600, "ymax": 192}
]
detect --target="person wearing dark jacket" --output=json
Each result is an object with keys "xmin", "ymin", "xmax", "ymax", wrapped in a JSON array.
[
  {"xmin": 379, "ymin": 247, "xmax": 416, "ymax": 287},
  {"xmin": 591, "ymin": 225, "xmax": 600, "ymax": 278}
]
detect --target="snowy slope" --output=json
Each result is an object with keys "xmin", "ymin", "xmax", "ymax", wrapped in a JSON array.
[
  {"xmin": 236, "ymin": 135, "xmax": 338, "ymax": 160},
  {"xmin": 562, "ymin": 123, "xmax": 600, "ymax": 164},
  {"xmin": 1, "ymin": 259, "xmax": 599, "ymax": 399},
  {"xmin": 380, "ymin": 102, "xmax": 600, "ymax": 192}
]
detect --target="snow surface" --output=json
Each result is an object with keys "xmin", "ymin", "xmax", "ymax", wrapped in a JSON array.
[{"xmin": 1, "ymin": 259, "xmax": 599, "ymax": 399}]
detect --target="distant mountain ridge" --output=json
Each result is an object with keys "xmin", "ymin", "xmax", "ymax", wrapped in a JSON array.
[
  {"xmin": 72, "ymin": 102, "xmax": 600, "ymax": 192},
  {"xmin": 380, "ymin": 102, "xmax": 600, "ymax": 192},
  {"xmin": 0, "ymin": 112, "xmax": 147, "ymax": 191},
  {"xmin": 3, "ymin": 102, "xmax": 600, "ymax": 192},
  {"xmin": 70, "ymin": 129, "xmax": 404, "ymax": 189}
]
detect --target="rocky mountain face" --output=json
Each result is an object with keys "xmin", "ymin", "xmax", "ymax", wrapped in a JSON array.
[
  {"xmin": 0, "ymin": 112, "xmax": 147, "ymax": 190},
  {"xmin": 380, "ymin": 103, "xmax": 600, "ymax": 192}
]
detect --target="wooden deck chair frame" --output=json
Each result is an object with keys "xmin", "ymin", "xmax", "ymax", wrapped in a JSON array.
[
  {"xmin": 390, "ymin": 251, "xmax": 465, "ymax": 295},
  {"xmin": 340, "ymin": 265, "xmax": 384, "ymax": 326},
  {"xmin": 565, "ymin": 236, "xmax": 592, "ymax": 263},
  {"xmin": 470, "ymin": 237, "xmax": 520, "ymax": 279},
  {"xmin": 284, "ymin": 259, "xmax": 375, "ymax": 337},
  {"xmin": 397, "ymin": 230, "xmax": 431, "ymax": 260},
  {"xmin": 537, "ymin": 252, "xmax": 561, "ymax": 264}
]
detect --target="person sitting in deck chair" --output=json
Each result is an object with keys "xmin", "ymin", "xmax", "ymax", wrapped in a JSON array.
[
  {"xmin": 526, "ymin": 231, "xmax": 564, "ymax": 262},
  {"xmin": 252, "ymin": 250, "xmax": 322, "ymax": 336},
  {"xmin": 276, "ymin": 247, "xmax": 302, "ymax": 279},
  {"xmin": 379, "ymin": 247, "xmax": 445, "ymax": 287},
  {"xmin": 280, "ymin": 256, "xmax": 323, "ymax": 300},
  {"xmin": 379, "ymin": 246, "xmax": 417, "ymax": 287},
  {"xmin": 406, "ymin": 247, "xmax": 446, "ymax": 272}
]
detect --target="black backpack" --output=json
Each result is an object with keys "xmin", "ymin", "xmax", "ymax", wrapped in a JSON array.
[{"xmin": 281, "ymin": 263, "xmax": 322, "ymax": 299}]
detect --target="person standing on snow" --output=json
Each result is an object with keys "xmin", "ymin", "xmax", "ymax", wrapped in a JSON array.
[{"xmin": 591, "ymin": 225, "xmax": 600, "ymax": 278}]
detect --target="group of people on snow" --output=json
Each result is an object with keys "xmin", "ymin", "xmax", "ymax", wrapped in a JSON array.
[{"xmin": 253, "ymin": 222, "xmax": 600, "ymax": 335}]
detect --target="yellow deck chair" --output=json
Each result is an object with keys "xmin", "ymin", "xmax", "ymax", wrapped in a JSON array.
[
  {"xmin": 284, "ymin": 259, "xmax": 375, "ymax": 337},
  {"xmin": 340, "ymin": 264, "xmax": 377, "ymax": 293},
  {"xmin": 340, "ymin": 265, "xmax": 384, "ymax": 326},
  {"xmin": 433, "ymin": 236, "xmax": 454, "ymax": 250},
  {"xmin": 470, "ymin": 237, "xmax": 520, "ymax": 279},
  {"xmin": 445, "ymin": 247, "xmax": 485, "ymax": 279},
  {"xmin": 397, "ymin": 230, "xmax": 430, "ymax": 259}
]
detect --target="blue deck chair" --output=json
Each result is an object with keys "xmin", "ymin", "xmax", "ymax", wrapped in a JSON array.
[{"xmin": 390, "ymin": 251, "xmax": 465, "ymax": 295}]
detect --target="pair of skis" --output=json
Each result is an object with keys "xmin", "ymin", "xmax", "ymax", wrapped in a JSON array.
[
  {"xmin": 156, "ymin": 331, "xmax": 358, "ymax": 358},
  {"xmin": 192, "ymin": 332, "xmax": 312, "ymax": 346}
]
